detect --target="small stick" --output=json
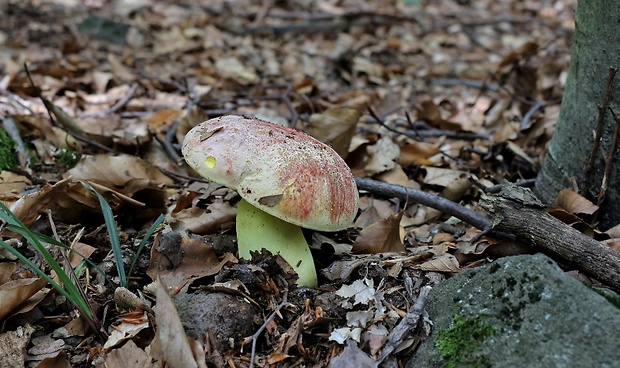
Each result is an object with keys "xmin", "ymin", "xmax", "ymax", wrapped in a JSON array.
[
  {"xmin": 248, "ymin": 287, "xmax": 289, "ymax": 368},
  {"xmin": 520, "ymin": 100, "xmax": 548, "ymax": 130},
  {"xmin": 375, "ymin": 285, "xmax": 431, "ymax": 364},
  {"xmin": 355, "ymin": 177, "xmax": 491, "ymax": 233},
  {"xmin": 598, "ymin": 106, "xmax": 620, "ymax": 205},
  {"xmin": 585, "ymin": 66, "xmax": 617, "ymax": 177},
  {"xmin": 79, "ymin": 83, "xmax": 139, "ymax": 118}
]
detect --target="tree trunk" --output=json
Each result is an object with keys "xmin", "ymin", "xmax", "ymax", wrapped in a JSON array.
[{"xmin": 536, "ymin": 0, "xmax": 620, "ymax": 230}]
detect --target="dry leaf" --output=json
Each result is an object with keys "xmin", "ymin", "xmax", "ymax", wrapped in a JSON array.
[
  {"xmin": 364, "ymin": 136, "xmax": 400, "ymax": 175},
  {"xmin": 307, "ymin": 107, "xmax": 361, "ymax": 158},
  {"xmin": 418, "ymin": 253, "xmax": 460, "ymax": 273},
  {"xmin": 0, "ymin": 278, "xmax": 47, "ymax": 320},
  {"xmin": 352, "ymin": 211, "xmax": 405, "ymax": 254},
  {"xmin": 147, "ymin": 234, "xmax": 237, "ymax": 293},
  {"xmin": 328, "ymin": 339, "xmax": 377, "ymax": 368},
  {"xmin": 172, "ymin": 199, "xmax": 237, "ymax": 234},
  {"xmin": 555, "ymin": 189, "xmax": 599, "ymax": 216},
  {"xmin": 399, "ymin": 142, "xmax": 441, "ymax": 167},
  {"xmin": 65, "ymin": 153, "xmax": 173, "ymax": 187},
  {"xmin": 155, "ymin": 279, "xmax": 202, "ymax": 368},
  {"xmin": 104, "ymin": 339, "xmax": 158, "ymax": 368},
  {"xmin": 422, "ymin": 166, "xmax": 468, "ymax": 188},
  {"xmin": 375, "ymin": 165, "xmax": 419, "ymax": 189}
]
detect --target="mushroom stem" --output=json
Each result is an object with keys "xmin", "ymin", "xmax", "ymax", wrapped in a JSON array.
[{"xmin": 236, "ymin": 199, "xmax": 318, "ymax": 287}]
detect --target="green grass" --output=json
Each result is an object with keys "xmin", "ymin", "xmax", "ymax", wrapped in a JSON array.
[{"xmin": 0, "ymin": 181, "xmax": 165, "ymax": 333}]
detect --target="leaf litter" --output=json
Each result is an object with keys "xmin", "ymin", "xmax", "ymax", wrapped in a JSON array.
[{"xmin": 0, "ymin": 0, "xmax": 578, "ymax": 366}]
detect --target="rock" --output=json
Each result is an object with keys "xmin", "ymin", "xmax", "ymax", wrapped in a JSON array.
[
  {"xmin": 173, "ymin": 291, "xmax": 257, "ymax": 352},
  {"xmin": 407, "ymin": 254, "xmax": 620, "ymax": 368}
]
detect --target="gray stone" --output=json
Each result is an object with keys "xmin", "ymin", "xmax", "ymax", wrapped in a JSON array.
[
  {"xmin": 407, "ymin": 254, "xmax": 620, "ymax": 368},
  {"xmin": 173, "ymin": 291, "xmax": 257, "ymax": 352}
]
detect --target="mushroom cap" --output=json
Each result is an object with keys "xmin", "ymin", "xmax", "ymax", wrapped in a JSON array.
[{"xmin": 182, "ymin": 115, "xmax": 359, "ymax": 231}]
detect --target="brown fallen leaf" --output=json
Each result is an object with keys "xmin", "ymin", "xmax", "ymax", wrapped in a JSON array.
[
  {"xmin": 65, "ymin": 153, "xmax": 173, "ymax": 187},
  {"xmin": 0, "ymin": 278, "xmax": 47, "ymax": 320},
  {"xmin": 306, "ymin": 106, "xmax": 361, "ymax": 158},
  {"xmin": 104, "ymin": 339, "xmax": 158, "ymax": 368},
  {"xmin": 418, "ymin": 253, "xmax": 460, "ymax": 273},
  {"xmin": 352, "ymin": 211, "xmax": 405, "ymax": 254},
  {"xmin": 171, "ymin": 199, "xmax": 237, "ymax": 234},
  {"xmin": 34, "ymin": 352, "xmax": 71, "ymax": 368},
  {"xmin": 328, "ymin": 339, "xmax": 377, "ymax": 368},
  {"xmin": 364, "ymin": 136, "xmax": 400, "ymax": 176},
  {"xmin": 155, "ymin": 279, "xmax": 206, "ymax": 368},
  {"xmin": 147, "ymin": 234, "xmax": 237, "ymax": 293},
  {"xmin": 398, "ymin": 142, "xmax": 441, "ymax": 167},
  {"xmin": 554, "ymin": 188, "xmax": 599, "ymax": 216}
]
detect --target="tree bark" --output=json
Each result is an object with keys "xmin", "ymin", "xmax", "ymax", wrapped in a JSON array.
[
  {"xmin": 480, "ymin": 189, "xmax": 620, "ymax": 294},
  {"xmin": 536, "ymin": 0, "xmax": 620, "ymax": 229}
]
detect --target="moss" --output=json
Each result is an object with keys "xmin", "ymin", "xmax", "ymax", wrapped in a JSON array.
[
  {"xmin": 591, "ymin": 287, "xmax": 620, "ymax": 310},
  {"xmin": 435, "ymin": 314, "xmax": 496, "ymax": 368},
  {"xmin": 0, "ymin": 129, "xmax": 19, "ymax": 172},
  {"xmin": 56, "ymin": 148, "xmax": 81, "ymax": 170}
]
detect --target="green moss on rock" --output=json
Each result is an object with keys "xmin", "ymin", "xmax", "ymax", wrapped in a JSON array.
[
  {"xmin": 435, "ymin": 314, "xmax": 496, "ymax": 368},
  {"xmin": 0, "ymin": 129, "xmax": 18, "ymax": 172}
]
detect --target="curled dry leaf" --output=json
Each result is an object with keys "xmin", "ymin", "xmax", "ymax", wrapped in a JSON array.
[
  {"xmin": 147, "ymin": 234, "xmax": 237, "ymax": 293},
  {"xmin": 171, "ymin": 198, "xmax": 237, "ymax": 234},
  {"xmin": 0, "ymin": 278, "xmax": 47, "ymax": 320},
  {"xmin": 364, "ymin": 136, "xmax": 400, "ymax": 176},
  {"xmin": 554, "ymin": 188, "xmax": 599, "ymax": 216},
  {"xmin": 306, "ymin": 106, "xmax": 361, "ymax": 158},
  {"xmin": 422, "ymin": 166, "xmax": 469, "ymax": 188},
  {"xmin": 155, "ymin": 279, "xmax": 201, "ymax": 368},
  {"xmin": 65, "ymin": 153, "xmax": 173, "ymax": 188},
  {"xmin": 417, "ymin": 253, "xmax": 460, "ymax": 273},
  {"xmin": 352, "ymin": 211, "xmax": 406, "ymax": 254},
  {"xmin": 105, "ymin": 339, "xmax": 158, "ymax": 368},
  {"xmin": 398, "ymin": 142, "xmax": 441, "ymax": 167},
  {"xmin": 375, "ymin": 165, "xmax": 419, "ymax": 189},
  {"xmin": 327, "ymin": 339, "xmax": 377, "ymax": 368}
]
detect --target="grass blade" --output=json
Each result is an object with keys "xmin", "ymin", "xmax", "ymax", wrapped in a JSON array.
[
  {"xmin": 128, "ymin": 214, "xmax": 164, "ymax": 279},
  {"xmin": 80, "ymin": 181, "xmax": 127, "ymax": 287}
]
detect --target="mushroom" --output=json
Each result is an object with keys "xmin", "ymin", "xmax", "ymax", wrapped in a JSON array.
[{"xmin": 182, "ymin": 115, "xmax": 359, "ymax": 286}]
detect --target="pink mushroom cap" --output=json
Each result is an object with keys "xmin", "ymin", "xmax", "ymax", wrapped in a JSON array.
[{"xmin": 182, "ymin": 115, "xmax": 359, "ymax": 231}]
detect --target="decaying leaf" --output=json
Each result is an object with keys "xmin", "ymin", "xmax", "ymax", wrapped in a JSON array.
[
  {"xmin": 147, "ymin": 234, "xmax": 237, "ymax": 293},
  {"xmin": 418, "ymin": 253, "xmax": 460, "ymax": 273},
  {"xmin": 155, "ymin": 279, "xmax": 204, "ymax": 368},
  {"xmin": 399, "ymin": 142, "xmax": 441, "ymax": 167},
  {"xmin": 352, "ymin": 211, "xmax": 405, "ymax": 254},
  {"xmin": 364, "ymin": 136, "xmax": 400, "ymax": 175},
  {"xmin": 328, "ymin": 339, "xmax": 377, "ymax": 368},
  {"xmin": 104, "ymin": 339, "xmax": 158, "ymax": 368},
  {"xmin": 0, "ymin": 278, "xmax": 47, "ymax": 320},
  {"xmin": 307, "ymin": 107, "xmax": 361, "ymax": 158},
  {"xmin": 554, "ymin": 189, "xmax": 599, "ymax": 216}
]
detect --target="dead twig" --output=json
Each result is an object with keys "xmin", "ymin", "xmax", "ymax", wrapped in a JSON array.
[
  {"xmin": 585, "ymin": 66, "xmax": 617, "ymax": 177},
  {"xmin": 78, "ymin": 83, "xmax": 139, "ymax": 118},
  {"xmin": 248, "ymin": 286, "xmax": 289, "ymax": 368},
  {"xmin": 355, "ymin": 177, "xmax": 515, "ymax": 240},
  {"xmin": 520, "ymin": 100, "xmax": 548, "ymax": 130},
  {"xmin": 598, "ymin": 106, "xmax": 620, "ymax": 205},
  {"xmin": 375, "ymin": 285, "xmax": 431, "ymax": 364}
]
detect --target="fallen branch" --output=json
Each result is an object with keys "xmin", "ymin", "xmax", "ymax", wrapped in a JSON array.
[
  {"xmin": 479, "ymin": 186, "xmax": 620, "ymax": 293},
  {"xmin": 354, "ymin": 177, "xmax": 493, "ymax": 232}
]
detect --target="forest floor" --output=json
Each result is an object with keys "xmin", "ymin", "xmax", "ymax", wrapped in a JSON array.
[{"xmin": 0, "ymin": 0, "xmax": 581, "ymax": 367}]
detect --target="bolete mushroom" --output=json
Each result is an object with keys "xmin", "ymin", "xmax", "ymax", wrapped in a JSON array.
[{"xmin": 182, "ymin": 115, "xmax": 359, "ymax": 286}]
